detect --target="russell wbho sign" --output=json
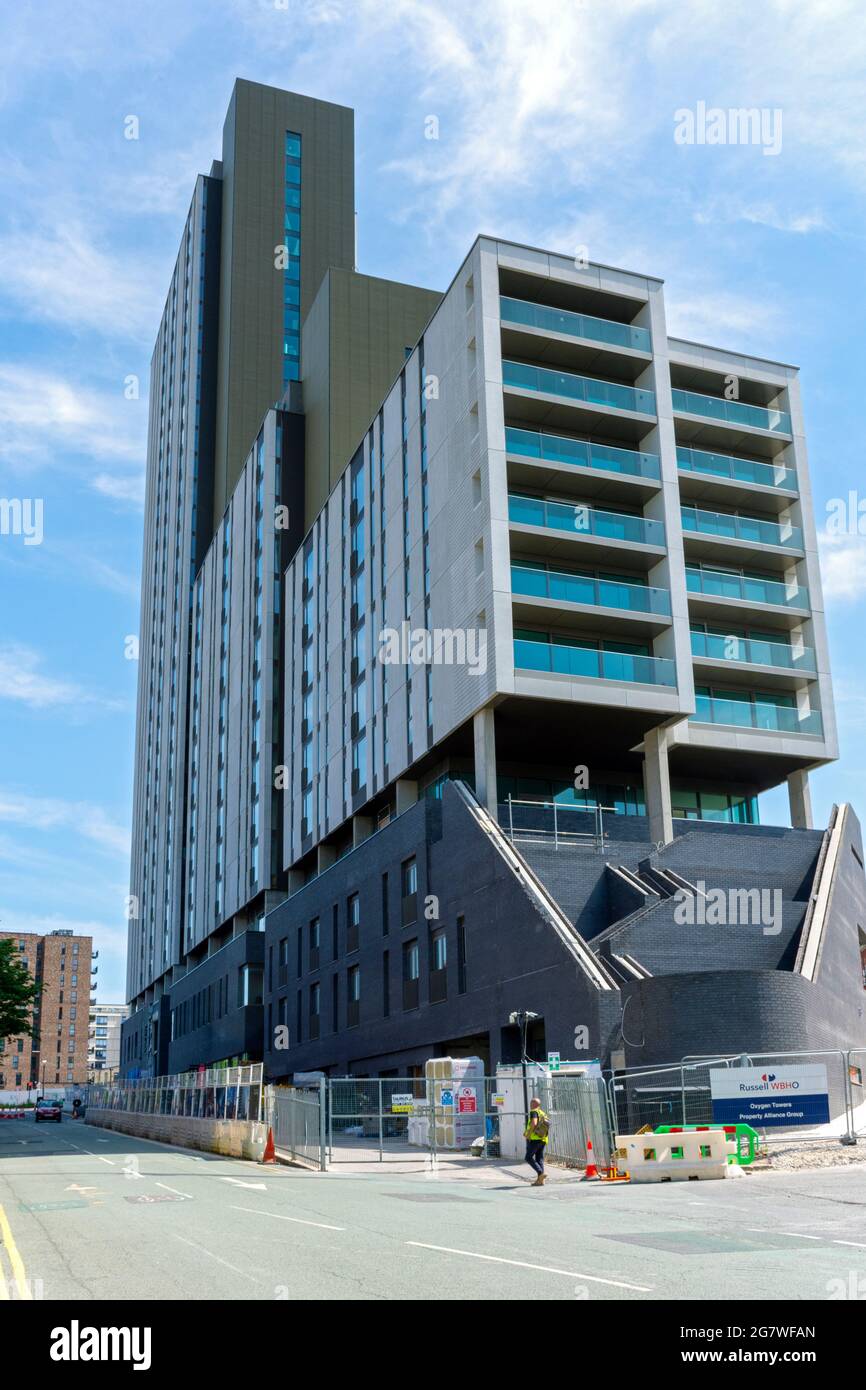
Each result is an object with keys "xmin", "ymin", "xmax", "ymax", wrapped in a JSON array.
[{"xmin": 709, "ymin": 1064, "xmax": 831, "ymax": 1128}]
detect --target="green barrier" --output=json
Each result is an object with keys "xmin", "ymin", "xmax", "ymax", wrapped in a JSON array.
[{"xmin": 655, "ymin": 1123, "xmax": 759, "ymax": 1166}]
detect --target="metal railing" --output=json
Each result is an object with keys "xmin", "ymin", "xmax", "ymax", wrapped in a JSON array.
[
  {"xmin": 268, "ymin": 1082, "xmax": 326, "ymax": 1170},
  {"xmin": 87, "ymin": 1064, "xmax": 264, "ymax": 1122},
  {"xmin": 502, "ymin": 796, "xmax": 616, "ymax": 851}
]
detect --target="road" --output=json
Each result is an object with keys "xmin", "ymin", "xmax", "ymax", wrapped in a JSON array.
[{"xmin": 1, "ymin": 1117, "xmax": 866, "ymax": 1300}]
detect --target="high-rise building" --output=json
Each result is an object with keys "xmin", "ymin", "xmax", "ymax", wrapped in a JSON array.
[
  {"xmin": 0, "ymin": 930, "xmax": 93, "ymax": 1088},
  {"xmin": 88, "ymin": 1004, "xmax": 129, "ymax": 1081},
  {"xmin": 124, "ymin": 80, "xmax": 866, "ymax": 1083}
]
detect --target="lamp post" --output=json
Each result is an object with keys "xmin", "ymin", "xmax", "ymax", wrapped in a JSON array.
[{"xmin": 509, "ymin": 1009, "xmax": 540, "ymax": 1119}]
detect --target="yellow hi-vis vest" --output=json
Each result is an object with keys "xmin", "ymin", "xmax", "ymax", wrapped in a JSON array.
[{"xmin": 524, "ymin": 1107, "xmax": 549, "ymax": 1144}]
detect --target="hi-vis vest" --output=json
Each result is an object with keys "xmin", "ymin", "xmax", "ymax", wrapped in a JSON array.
[{"xmin": 524, "ymin": 1107, "xmax": 549, "ymax": 1144}]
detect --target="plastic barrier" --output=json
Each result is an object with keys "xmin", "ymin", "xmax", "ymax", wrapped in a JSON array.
[
  {"xmin": 615, "ymin": 1129, "xmax": 728, "ymax": 1183},
  {"xmin": 656, "ymin": 1123, "xmax": 759, "ymax": 1166}
]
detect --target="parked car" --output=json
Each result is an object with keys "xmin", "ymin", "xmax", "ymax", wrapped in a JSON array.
[{"xmin": 34, "ymin": 1098, "xmax": 62, "ymax": 1123}]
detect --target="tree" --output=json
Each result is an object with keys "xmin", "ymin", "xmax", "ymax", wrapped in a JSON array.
[{"xmin": 0, "ymin": 939, "xmax": 41, "ymax": 1041}]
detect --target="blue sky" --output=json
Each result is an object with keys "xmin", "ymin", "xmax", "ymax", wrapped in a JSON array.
[{"xmin": 1, "ymin": 0, "xmax": 865, "ymax": 1003}]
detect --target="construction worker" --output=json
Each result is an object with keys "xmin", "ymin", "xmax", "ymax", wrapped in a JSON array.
[{"xmin": 524, "ymin": 1095, "xmax": 549, "ymax": 1186}]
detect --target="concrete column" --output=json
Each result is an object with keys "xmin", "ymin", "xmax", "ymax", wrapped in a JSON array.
[
  {"xmin": 352, "ymin": 815, "xmax": 373, "ymax": 847},
  {"xmin": 317, "ymin": 843, "xmax": 336, "ymax": 874},
  {"xmin": 287, "ymin": 869, "xmax": 305, "ymax": 894},
  {"xmin": 395, "ymin": 779, "xmax": 418, "ymax": 815},
  {"xmin": 643, "ymin": 725, "xmax": 673, "ymax": 846},
  {"xmin": 473, "ymin": 706, "xmax": 498, "ymax": 814},
  {"xmin": 787, "ymin": 769, "xmax": 813, "ymax": 829}
]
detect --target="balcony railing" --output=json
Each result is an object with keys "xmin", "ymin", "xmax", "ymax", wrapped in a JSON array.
[
  {"xmin": 500, "ymin": 295, "xmax": 652, "ymax": 353},
  {"xmin": 503, "ymin": 359, "xmax": 656, "ymax": 415},
  {"xmin": 672, "ymin": 388, "xmax": 791, "ymax": 435},
  {"xmin": 686, "ymin": 567, "xmax": 809, "ymax": 610},
  {"xmin": 512, "ymin": 564, "xmax": 672, "ymax": 616},
  {"xmin": 509, "ymin": 493, "xmax": 665, "ymax": 546},
  {"xmin": 681, "ymin": 505, "xmax": 802, "ymax": 550},
  {"xmin": 514, "ymin": 637, "xmax": 676, "ymax": 686},
  {"xmin": 506, "ymin": 425, "xmax": 660, "ymax": 480},
  {"xmin": 692, "ymin": 695, "xmax": 823, "ymax": 736},
  {"xmin": 690, "ymin": 631, "xmax": 816, "ymax": 673},
  {"xmin": 677, "ymin": 445, "xmax": 796, "ymax": 491}
]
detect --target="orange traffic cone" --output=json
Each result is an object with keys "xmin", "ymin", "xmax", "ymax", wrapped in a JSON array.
[
  {"xmin": 583, "ymin": 1138, "xmax": 599, "ymax": 1180},
  {"xmin": 261, "ymin": 1127, "xmax": 276, "ymax": 1165}
]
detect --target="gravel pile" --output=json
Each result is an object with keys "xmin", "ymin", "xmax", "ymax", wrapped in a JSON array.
[{"xmin": 760, "ymin": 1139, "xmax": 866, "ymax": 1172}]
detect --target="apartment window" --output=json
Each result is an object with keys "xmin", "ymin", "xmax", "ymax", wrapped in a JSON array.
[
  {"xmin": 277, "ymin": 996, "xmax": 287, "ymax": 1030},
  {"xmin": 238, "ymin": 966, "xmax": 263, "ymax": 1007},
  {"xmin": 309, "ymin": 982, "xmax": 321, "ymax": 1040},
  {"xmin": 331, "ymin": 973, "xmax": 339, "ymax": 1032},
  {"xmin": 347, "ymin": 893, "xmax": 360, "ymax": 953},
  {"xmin": 457, "ymin": 915, "xmax": 467, "ymax": 995},
  {"xmin": 401, "ymin": 856, "xmax": 418, "ymax": 925},
  {"xmin": 309, "ymin": 918, "xmax": 320, "ymax": 971},
  {"xmin": 382, "ymin": 872, "xmax": 389, "ymax": 935},
  {"xmin": 297, "ymin": 927, "xmax": 303, "ymax": 977},
  {"xmin": 383, "ymin": 950, "xmax": 390, "ymax": 1017},
  {"xmin": 347, "ymin": 965, "xmax": 360, "ymax": 1027},
  {"xmin": 402, "ymin": 939, "xmax": 420, "ymax": 1011},
  {"xmin": 332, "ymin": 903, "xmax": 339, "ymax": 960},
  {"xmin": 296, "ymin": 989, "xmax": 303, "ymax": 1043}
]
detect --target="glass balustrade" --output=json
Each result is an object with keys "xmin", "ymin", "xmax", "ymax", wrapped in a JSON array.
[
  {"xmin": 506, "ymin": 426, "xmax": 661, "ymax": 480},
  {"xmin": 503, "ymin": 359, "xmax": 656, "ymax": 415},
  {"xmin": 685, "ymin": 567, "xmax": 809, "ymax": 609},
  {"xmin": 500, "ymin": 295, "xmax": 652, "ymax": 353},
  {"xmin": 681, "ymin": 505, "xmax": 802, "ymax": 550},
  {"xmin": 692, "ymin": 695, "xmax": 823, "ymax": 735},
  {"xmin": 512, "ymin": 564, "xmax": 671, "ymax": 615},
  {"xmin": 690, "ymin": 631, "xmax": 815, "ymax": 672},
  {"xmin": 514, "ymin": 638, "xmax": 676, "ymax": 686},
  {"xmin": 677, "ymin": 445, "xmax": 796, "ymax": 491},
  {"xmin": 672, "ymin": 388, "xmax": 791, "ymax": 435},
  {"xmin": 509, "ymin": 494, "xmax": 665, "ymax": 546}
]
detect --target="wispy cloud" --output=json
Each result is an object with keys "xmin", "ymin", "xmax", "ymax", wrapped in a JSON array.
[
  {"xmin": 694, "ymin": 199, "xmax": 828, "ymax": 234},
  {"xmin": 0, "ymin": 789, "xmax": 130, "ymax": 858},
  {"xmin": 818, "ymin": 532, "xmax": 866, "ymax": 601},
  {"xmin": 0, "ymin": 644, "xmax": 127, "ymax": 715}
]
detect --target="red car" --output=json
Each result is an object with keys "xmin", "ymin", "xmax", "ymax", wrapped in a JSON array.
[{"xmin": 34, "ymin": 1098, "xmax": 62, "ymax": 1123}]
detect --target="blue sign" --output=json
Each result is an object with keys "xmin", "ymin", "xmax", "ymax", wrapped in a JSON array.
[
  {"xmin": 440, "ymin": 1090, "xmax": 454, "ymax": 1107},
  {"xmin": 710, "ymin": 1065, "xmax": 830, "ymax": 1129}
]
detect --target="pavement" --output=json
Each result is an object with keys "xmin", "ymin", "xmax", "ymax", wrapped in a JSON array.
[{"xmin": 2, "ymin": 1115, "xmax": 866, "ymax": 1301}]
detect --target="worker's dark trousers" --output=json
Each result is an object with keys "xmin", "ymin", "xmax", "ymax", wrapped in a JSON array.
[{"xmin": 525, "ymin": 1140, "xmax": 546, "ymax": 1175}]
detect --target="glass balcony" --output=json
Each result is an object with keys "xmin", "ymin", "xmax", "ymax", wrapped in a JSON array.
[
  {"xmin": 509, "ymin": 494, "xmax": 665, "ymax": 546},
  {"xmin": 503, "ymin": 359, "xmax": 656, "ymax": 415},
  {"xmin": 692, "ymin": 694, "xmax": 823, "ymax": 736},
  {"xmin": 514, "ymin": 638, "xmax": 676, "ymax": 687},
  {"xmin": 685, "ymin": 567, "xmax": 809, "ymax": 609},
  {"xmin": 690, "ymin": 631, "xmax": 816, "ymax": 673},
  {"xmin": 500, "ymin": 295, "xmax": 652, "ymax": 353},
  {"xmin": 681, "ymin": 505, "xmax": 802, "ymax": 550},
  {"xmin": 672, "ymin": 388, "xmax": 791, "ymax": 435},
  {"xmin": 512, "ymin": 564, "xmax": 672, "ymax": 616},
  {"xmin": 506, "ymin": 426, "xmax": 660, "ymax": 480},
  {"xmin": 677, "ymin": 445, "xmax": 796, "ymax": 491}
]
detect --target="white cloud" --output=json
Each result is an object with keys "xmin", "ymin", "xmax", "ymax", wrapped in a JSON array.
[
  {"xmin": 0, "ymin": 790, "xmax": 130, "ymax": 858},
  {"xmin": 818, "ymin": 532, "xmax": 866, "ymax": 601},
  {"xmin": 664, "ymin": 287, "xmax": 783, "ymax": 348},
  {"xmin": 91, "ymin": 472, "xmax": 146, "ymax": 508},
  {"xmin": 0, "ymin": 644, "xmax": 127, "ymax": 715},
  {"xmin": 694, "ymin": 200, "xmax": 827, "ymax": 234}
]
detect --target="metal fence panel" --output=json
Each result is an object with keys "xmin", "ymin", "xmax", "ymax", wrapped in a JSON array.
[
  {"xmin": 270, "ymin": 1086, "xmax": 324, "ymax": 1169},
  {"xmin": 87, "ymin": 1065, "xmax": 264, "ymax": 1123}
]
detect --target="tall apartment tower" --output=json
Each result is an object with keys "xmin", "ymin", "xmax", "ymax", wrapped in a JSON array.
[
  {"xmin": 125, "ymin": 81, "xmax": 866, "ymax": 1084},
  {"xmin": 0, "ymin": 930, "xmax": 94, "ymax": 1088},
  {"xmin": 125, "ymin": 81, "xmax": 439, "ymax": 1076}
]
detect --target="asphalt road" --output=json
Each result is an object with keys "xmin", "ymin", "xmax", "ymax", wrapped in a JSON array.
[{"xmin": 1, "ymin": 1117, "xmax": 866, "ymax": 1301}]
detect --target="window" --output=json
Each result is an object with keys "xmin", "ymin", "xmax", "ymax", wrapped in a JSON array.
[
  {"xmin": 401, "ymin": 856, "xmax": 418, "ymax": 924},
  {"xmin": 332, "ymin": 973, "xmax": 339, "ymax": 1032},
  {"xmin": 347, "ymin": 965, "xmax": 360, "ymax": 1027},
  {"xmin": 457, "ymin": 916, "xmax": 467, "ymax": 994},
  {"xmin": 381, "ymin": 872, "xmax": 389, "ymax": 935},
  {"xmin": 309, "ymin": 918, "xmax": 320, "ymax": 970},
  {"xmin": 383, "ymin": 950, "xmax": 390, "ymax": 1017},
  {"xmin": 310, "ymin": 982, "xmax": 321, "ymax": 1039},
  {"xmin": 238, "ymin": 965, "xmax": 263, "ymax": 1007},
  {"xmin": 347, "ymin": 893, "xmax": 360, "ymax": 953},
  {"xmin": 402, "ymin": 939, "xmax": 420, "ymax": 1011}
]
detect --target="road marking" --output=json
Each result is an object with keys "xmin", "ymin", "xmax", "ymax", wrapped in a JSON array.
[
  {"xmin": 156, "ymin": 1183, "xmax": 194, "ymax": 1200},
  {"xmin": 219, "ymin": 1177, "xmax": 267, "ymax": 1191},
  {"xmin": 0, "ymin": 1203, "xmax": 32, "ymax": 1301},
  {"xmin": 406, "ymin": 1242, "xmax": 652, "ymax": 1291},
  {"xmin": 172, "ymin": 1234, "xmax": 265, "ymax": 1285},
  {"xmin": 833, "ymin": 1240, "xmax": 866, "ymax": 1249},
  {"xmin": 782, "ymin": 1233, "xmax": 822, "ymax": 1240},
  {"xmin": 229, "ymin": 1204, "xmax": 345, "ymax": 1232},
  {"xmin": 59, "ymin": 1139, "xmax": 115, "ymax": 1165}
]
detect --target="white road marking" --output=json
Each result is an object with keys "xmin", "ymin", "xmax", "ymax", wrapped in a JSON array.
[
  {"xmin": 782, "ymin": 1233, "xmax": 822, "ymax": 1240},
  {"xmin": 58, "ymin": 1139, "xmax": 115, "ymax": 1165},
  {"xmin": 229, "ymin": 1204, "xmax": 345, "ymax": 1232},
  {"xmin": 156, "ymin": 1183, "xmax": 194, "ymax": 1200},
  {"xmin": 219, "ymin": 1177, "xmax": 267, "ymax": 1191},
  {"xmin": 406, "ymin": 1242, "xmax": 652, "ymax": 1291},
  {"xmin": 833, "ymin": 1240, "xmax": 866, "ymax": 1249},
  {"xmin": 172, "ymin": 1234, "xmax": 264, "ymax": 1285}
]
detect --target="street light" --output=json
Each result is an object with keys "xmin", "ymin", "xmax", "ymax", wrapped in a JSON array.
[{"xmin": 509, "ymin": 1009, "xmax": 540, "ymax": 1119}]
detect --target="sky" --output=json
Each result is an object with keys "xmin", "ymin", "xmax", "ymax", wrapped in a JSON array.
[{"xmin": 1, "ymin": 0, "xmax": 865, "ymax": 1003}]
